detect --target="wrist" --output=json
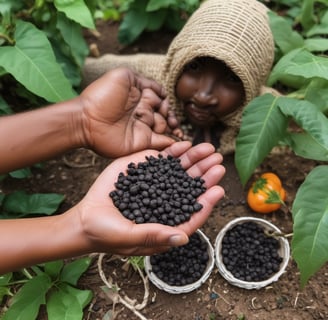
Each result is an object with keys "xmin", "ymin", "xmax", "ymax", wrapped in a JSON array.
[{"xmin": 62, "ymin": 96, "xmax": 90, "ymax": 150}]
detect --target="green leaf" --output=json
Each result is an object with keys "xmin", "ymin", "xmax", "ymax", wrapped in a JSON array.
[
  {"xmin": 56, "ymin": 12, "xmax": 89, "ymax": 68},
  {"xmin": 60, "ymin": 256, "xmax": 92, "ymax": 286},
  {"xmin": 0, "ymin": 273, "xmax": 12, "ymax": 286},
  {"xmin": 118, "ymin": 0, "xmax": 149, "ymax": 45},
  {"xmin": 145, "ymin": 10, "xmax": 167, "ymax": 32},
  {"xmin": 304, "ymin": 38, "xmax": 328, "ymax": 52},
  {"xmin": 147, "ymin": 0, "xmax": 176, "ymax": 11},
  {"xmin": 268, "ymin": 48, "xmax": 308, "ymax": 88},
  {"xmin": 303, "ymin": 78, "xmax": 328, "ymax": 114},
  {"xmin": 44, "ymin": 260, "xmax": 64, "ymax": 278},
  {"xmin": 284, "ymin": 132, "xmax": 328, "ymax": 161},
  {"xmin": 8, "ymin": 167, "xmax": 32, "ymax": 179},
  {"xmin": 54, "ymin": 0, "xmax": 95, "ymax": 29},
  {"xmin": 291, "ymin": 165, "xmax": 328, "ymax": 287},
  {"xmin": 2, "ymin": 191, "xmax": 65, "ymax": 217},
  {"xmin": 298, "ymin": 0, "xmax": 316, "ymax": 30},
  {"xmin": 2, "ymin": 273, "xmax": 52, "ymax": 320},
  {"xmin": 47, "ymin": 284, "xmax": 92, "ymax": 320},
  {"xmin": 0, "ymin": 20, "xmax": 77, "ymax": 102},
  {"xmin": 0, "ymin": 286, "xmax": 12, "ymax": 302},
  {"xmin": 62, "ymin": 284, "xmax": 93, "ymax": 308},
  {"xmin": 278, "ymin": 97, "xmax": 328, "ymax": 157},
  {"xmin": 47, "ymin": 287, "xmax": 83, "ymax": 320},
  {"xmin": 235, "ymin": 94, "xmax": 288, "ymax": 185},
  {"xmin": 268, "ymin": 11, "xmax": 304, "ymax": 54},
  {"xmin": 306, "ymin": 11, "xmax": 328, "ymax": 37},
  {"xmin": 284, "ymin": 50, "xmax": 328, "ymax": 81}
]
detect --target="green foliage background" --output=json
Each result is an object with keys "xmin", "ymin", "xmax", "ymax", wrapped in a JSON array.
[{"xmin": 0, "ymin": 0, "xmax": 328, "ymax": 319}]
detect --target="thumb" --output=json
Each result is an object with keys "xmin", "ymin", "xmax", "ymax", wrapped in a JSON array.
[{"xmin": 130, "ymin": 223, "xmax": 189, "ymax": 248}]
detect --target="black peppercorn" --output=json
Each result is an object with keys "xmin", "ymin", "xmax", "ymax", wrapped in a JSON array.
[{"xmin": 109, "ymin": 154, "xmax": 206, "ymax": 226}]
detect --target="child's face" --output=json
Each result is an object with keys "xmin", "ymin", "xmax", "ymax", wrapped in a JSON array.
[{"xmin": 175, "ymin": 57, "xmax": 245, "ymax": 127}]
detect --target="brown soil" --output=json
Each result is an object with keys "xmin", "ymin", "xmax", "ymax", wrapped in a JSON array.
[{"xmin": 2, "ymin": 21, "xmax": 328, "ymax": 320}]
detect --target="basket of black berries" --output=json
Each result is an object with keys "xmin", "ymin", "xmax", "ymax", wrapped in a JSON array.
[
  {"xmin": 144, "ymin": 229, "xmax": 214, "ymax": 294},
  {"xmin": 214, "ymin": 217, "xmax": 290, "ymax": 290}
]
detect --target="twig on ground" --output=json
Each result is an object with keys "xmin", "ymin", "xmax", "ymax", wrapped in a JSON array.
[{"xmin": 97, "ymin": 253, "xmax": 150, "ymax": 320}]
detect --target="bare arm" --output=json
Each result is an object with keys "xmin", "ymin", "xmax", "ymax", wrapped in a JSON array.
[
  {"xmin": 0, "ymin": 67, "xmax": 181, "ymax": 174},
  {"xmin": 0, "ymin": 142, "xmax": 225, "ymax": 275}
]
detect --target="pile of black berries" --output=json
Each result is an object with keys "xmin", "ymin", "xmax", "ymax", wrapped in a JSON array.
[
  {"xmin": 221, "ymin": 222, "xmax": 283, "ymax": 282},
  {"xmin": 150, "ymin": 232, "xmax": 209, "ymax": 286},
  {"xmin": 109, "ymin": 154, "xmax": 206, "ymax": 226}
]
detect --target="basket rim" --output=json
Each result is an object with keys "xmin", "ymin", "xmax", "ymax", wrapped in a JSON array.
[
  {"xmin": 144, "ymin": 229, "xmax": 215, "ymax": 294},
  {"xmin": 214, "ymin": 217, "xmax": 290, "ymax": 290}
]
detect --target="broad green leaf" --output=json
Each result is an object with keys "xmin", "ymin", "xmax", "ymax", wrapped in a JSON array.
[
  {"xmin": 278, "ymin": 97, "xmax": 328, "ymax": 155},
  {"xmin": 47, "ymin": 288, "xmax": 82, "ymax": 320},
  {"xmin": 61, "ymin": 283, "xmax": 93, "ymax": 308},
  {"xmin": 118, "ymin": 0, "xmax": 149, "ymax": 45},
  {"xmin": 284, "ymin": 132, "xmax": 328, "ymax": 161},
  {"xmin": 291, "ymin": 165, "xmax": 328, "ymax": 287},
  {"xmin": 235, "ymin": 94, "xmax": 288, "ymax": 185},
  {"xmin": 0, "ymin": 20, "xmax": 76, "ymax": 102},
  {"xmin": 47, "ymin": 284, "xmax": 92, "ymax": 320},
  {"xmin": 60, "ymin": 256, "xmax": 92, "ymax": 286},
  {"xmin": 299, "ymin": 0, "xmax": 315, "ymax": 30},
  {"xmin": 268, "ymin": 49, "xmax": 308, "ymax": 88},
  {"xmin": 303, "ymin": 78, "xmax": 328, "ymax": 113},
  {"xmin": 268, "ymin": 11, "xmax": 304, "ymax": 54},
  {"xmin": 304, "ymin": 38, "xmax": 328, "ymax": 52},
  {"xmin": 2, "ymin": 191, "xmax": 65, "ymax": 217},
  {"xmin": 2, "ymin": 273, "xmax": 52, "ymax": 320},
  {"xmin": 44, "ymin": 260, "xmax": 64, "ymax": 278},
  {"xmin": 54, "ymin": 0, "xmax": 95, "ymax": 29},
  {"xmin": 145, "ymin": 10, "xmax": 167, "ymax": 32},
  {"xmin": 306, "ymin": 11, "xmax": 328, "ymax": 37},
  {"xmin": 284, "ymin": 50, "xmax": 328, "ymax": 81},
  {"xmin": 56, "ymin": 12, "xmax": 89, "ymax": 68},
  {"xmin": 8, "ymin": 167, "xmax": 32, "ymax": 179}
]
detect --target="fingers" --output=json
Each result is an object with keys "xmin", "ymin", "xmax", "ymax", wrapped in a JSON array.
[
  {"xmin": 179, "ymin": 143, "xmax": 221, "ymax": 169},
  {"xmin": 134, "ymin": 72, "xmax": 166, "ymax": 99},
  {"xmin": 186, "ymin": 153, "xmax": 225, "ymax": 183}
]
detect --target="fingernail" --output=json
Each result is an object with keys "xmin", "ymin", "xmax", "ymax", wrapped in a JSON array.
[{"xmin": 169, "ymin": 234, "xmax": 188, "ymax": 246}]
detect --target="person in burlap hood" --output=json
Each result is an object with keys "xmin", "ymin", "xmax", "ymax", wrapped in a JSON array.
[{"xmin": 83, "ymin": 0, "xmax": 275, "ymax": 155}]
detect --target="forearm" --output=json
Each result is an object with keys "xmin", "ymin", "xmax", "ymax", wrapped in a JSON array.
[
  {"xmin": 0, "ymin": 208, "xmax": 90, "ymax": 275},
  {"xmin": 0, "ymin": 97, "xmax": 85, "ymax": 173}
]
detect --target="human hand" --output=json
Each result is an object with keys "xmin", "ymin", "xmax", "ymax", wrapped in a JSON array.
[
  {"xmin": 79, "ymin": 67, "xmax": 182, "ymax": 158},
  {"xmin": 76, "ymin": 141, "xmax": 225, "ymax": 256}
]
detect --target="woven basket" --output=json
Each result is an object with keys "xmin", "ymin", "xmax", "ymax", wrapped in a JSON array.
[
  {"xmin": 144, "ymin": 229, "xmax": 214, "ymax": 294},
  {"xmin": 214, "ymin": 217, "xmax": 290, "ymax": 290}
]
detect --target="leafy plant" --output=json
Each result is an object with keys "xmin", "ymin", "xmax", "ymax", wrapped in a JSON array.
[
  {"xmin": 0, "ymin": 0, "xmax": 93, "ymax": 107},
  {"xmin": 117, "ymin": 0, "xmax": 201, "ymax": 45},
  {"xmin": 236, "ymin": 0, "xmax": 328, "ymax": 287},
  {"xmin": 0, "ymin": 258, "xmax": 92, "ymax": 320},
  {"xmin": 0, "ymin": 190, "xmax": 65, "ymax": 219}
]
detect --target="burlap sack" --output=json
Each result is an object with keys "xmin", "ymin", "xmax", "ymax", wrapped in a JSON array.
[{"xmin": 82, "ymin": 0, "xmax": 275, "ymax": 154}]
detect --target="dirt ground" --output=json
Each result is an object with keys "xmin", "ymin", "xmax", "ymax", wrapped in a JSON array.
[{"xmin": 2, "ymin": 21, "xmax": 328, "ymax": 320}]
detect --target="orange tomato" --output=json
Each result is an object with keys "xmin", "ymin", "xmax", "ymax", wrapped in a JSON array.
[{"xmin": 247, "ymin": 172, "xmax": 286, "ymax": 214}]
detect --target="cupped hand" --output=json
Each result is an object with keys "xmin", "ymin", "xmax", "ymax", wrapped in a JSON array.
[
  {"xmin": 79, "ymin": 67, "xmax": 182, "ymax": 158},
  {"xmin": 76, "ymin": 141, "xmax": 225, "ymax": 256}
]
